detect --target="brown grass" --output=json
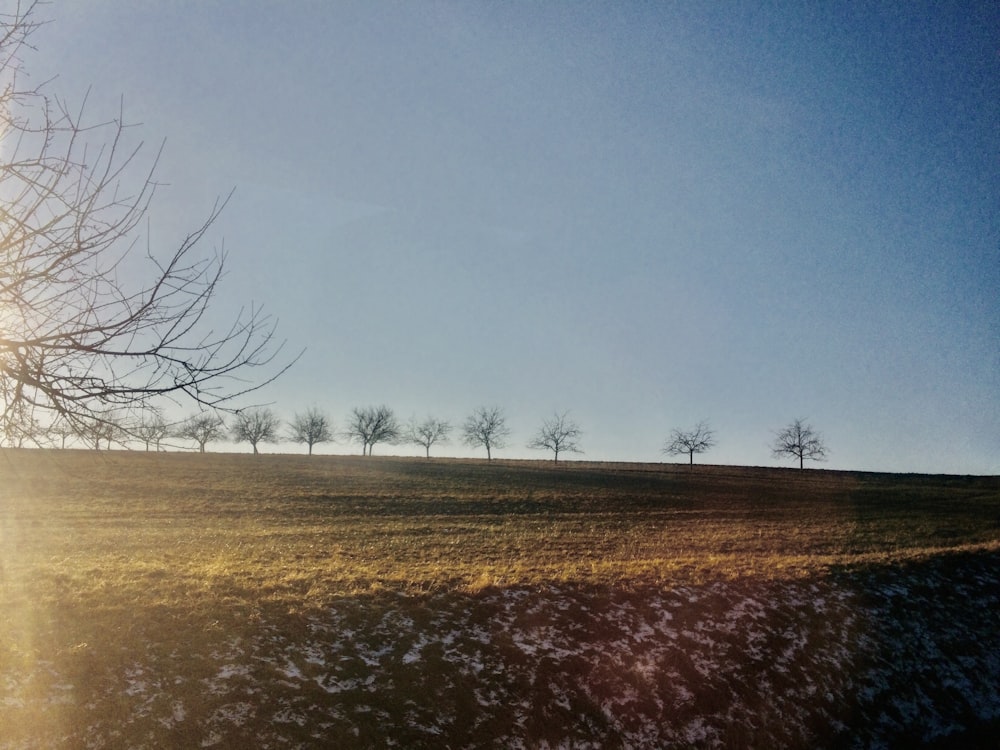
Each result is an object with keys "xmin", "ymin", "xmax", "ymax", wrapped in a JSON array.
[
  {"xmin": 3, "ymin": 450, "xmax": 998, "ymax": 605},
  {"xmin": 1, "ymin": 449, "xmax": 998, "ymax": 748}
]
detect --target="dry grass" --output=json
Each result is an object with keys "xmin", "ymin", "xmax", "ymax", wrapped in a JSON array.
[
  {"xmin": 1, "ymin": 449, "xmax": 998, "ymax": 748},
  {"xmin": 3, "ymin": 450, "xmax": 996, "ymax": 601}
]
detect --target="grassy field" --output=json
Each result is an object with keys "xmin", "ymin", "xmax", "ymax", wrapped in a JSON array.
[{"xmin": 2, "ymin": 449, "xmax": 999, "ymax": 748}]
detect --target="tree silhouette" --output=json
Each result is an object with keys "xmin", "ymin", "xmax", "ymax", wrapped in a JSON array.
[
  {"xmin": 463, "ymin": 406, "xmax": 510, "ymax": 461},
  {"xmin": 178, "ymin": 413, "xmax": 226, "ymax": 453},
  {"xmin": 527, "ymin": 411, "xmax": 583, "ymax": 463},
  {"xmin": 406, "ymin": 416, "xmax": 452, "ymax": 458},
  {"xmin": 231, "ymin": 407, "xmax": 281, "ymax": 455},
  {"xmin": 772, "ymin": 418, "xmax": 828, "ymax": 469},
  {"xmin": 1, "ymin": 400, "xmax": 40, "ymax": 448},
  {"xmin": 134, "ymin": 408, "xmax": 170, "ymax": 452},
  {"xmin": 346, "ymin": 405, "xmax": 400, "ymax": 456},
  {"xmin": 0, "ymin": 5, "xmax": 293, "ymax": 446},
  {"xmin": 49, "ymin": 418, "xmax": 75, "ymax": 449},
  {"xmin": 84, "ymin": 413, "xmax": 124, "ymax": 451},
  {"xmin": 288, "ymin": 407, "xmax": 334, "ymax": 455},
  {"xmin": 663, "ymin": 421, "xmax": 716, "ymax": 465}
]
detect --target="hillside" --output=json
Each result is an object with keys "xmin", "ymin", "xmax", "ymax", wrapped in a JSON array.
[{"xmin": 1, "ymin": 450, "xmax": 998, "ymax": 747}]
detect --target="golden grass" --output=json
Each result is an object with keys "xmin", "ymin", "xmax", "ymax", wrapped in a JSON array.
[
  {"xmin": 0, "ymin": 451, "xmax": 1000, "ymax": 602},
  {"xmin": 3, "ymin": 449, "xmax": 998, "ymax": 609},
  {"xmin": 2, "ymin": 449, "xmax": 998, "ymax": 748}
]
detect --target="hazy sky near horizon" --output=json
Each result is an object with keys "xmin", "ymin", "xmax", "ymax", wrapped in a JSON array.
[{"xmin": 25, "ymin": 1, "xmax": 999, "ymax": 472}]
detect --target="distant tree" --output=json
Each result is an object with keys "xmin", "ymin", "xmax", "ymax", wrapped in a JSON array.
[
  {"xmin": 406, "ymin": 416, "xmax": 452, "ymax": 458},
  {"xmin": 84, "ymin": 415, "xmax": 123, "ymax": 451},
  {"xmin": 1, "ymin": 400, "xmax": 40, "ymax": 447},
  {"xmin": 79, "ymin": 422, "xmax": 100, "ymax": 451},
  {"xmin": 134, "ymin": 408, "xmax": 170, "ymax": 452},
  {"xmin": 231, "ymin": 407, "xmax": 281, "ymax": 455},
  {"xmin": 83, "ymin": 422, "xmax": 103, "ymax": 451},
  {"xmin": 49, "ymin": 418, "xmax": 76, "ymax": 449},
  {"xmin": 287, "ymin": 407, "xmax": 334, "ymax": 455},
  {"xmin": 178, "ymin": 413, "xmax": 226, "ymax": 453},
  {"xmin": 527, "ymin": 411, "xmax": 583, "ymax": 463},
  {"xmin": 345, "ymin": 405, "xmax": 400, "ymax": 456},
  {"xmin": 0, "ymin": 5, "xmax": 293, "ymax": 446},
  {"xmin": 771, "ymin": 418, "xmax": 828, "ymax": 469},
  {"xmin": 663, "ymin": 421, "xmax": 716, "ymax": 465},
  {"xmin": 463, "ymin": 406, "xmax": 510, "ymax": 461}
]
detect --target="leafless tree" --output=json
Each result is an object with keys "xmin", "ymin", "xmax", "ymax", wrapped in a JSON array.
[
  {"xmin": 1, "ymin": 398, "xmax": 39, "ymax": 447},
  {"xmin": 48, "ymin": 418, "xmax": 75, "ymax": 449},
  {"xmin": 663, "ymin": 421, "xmax": 716, "ymax": 465},
  {"xmin": 83, "ymin": 412, "xmax": 123, "ymax": 451},
  {"xmin": 771, "ymin": 418, "xmax": 828, "ymax": 469},
  {"xmin": 133, "ymin": 408, "xmax": 170, "ymax": 452},
  {"xmin": 463, "ymin": 406, "xmax": 510, "ymax": 461},
  {"xmin": 177, "ymin": 412, "xmax": 225, "ymax": 453},
  {"xmin": 0, "ymin": 5, "xmax": 294, "ymax": 448},
  {"xmin": 82, "ymin": 422, "xmax": 104, "ymax": 451},
  {"xmin": 345, "ymin": 405, "xmax": 400, "ymax": 456},
  {"xmin": 406, "ymin": 416, "xmax": 451, "ymax": 458},
  {"xmin": 231, "ymin": 407, "xmax": 280, "ymax": 455},
  {"xmin": 287, "ymin": 407, "xmax": 333, "ymax": 455},
  {"xmin": 527, "ymin": 411, "xmax": 582, "ymax": 463}
]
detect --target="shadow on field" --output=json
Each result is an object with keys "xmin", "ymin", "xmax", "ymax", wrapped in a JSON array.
[
  {"xmin": 822, "ymin": 548, "xmax": 1000, "ymax": 749},
  {"xmin": 4, "ymin": 548, "xmax": 998, "ymax": 749}
]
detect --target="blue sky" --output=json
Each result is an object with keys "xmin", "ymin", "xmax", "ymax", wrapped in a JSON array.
[{"xmin": 27, "ymin": 1, "xmax": 999, "ymax": 471}]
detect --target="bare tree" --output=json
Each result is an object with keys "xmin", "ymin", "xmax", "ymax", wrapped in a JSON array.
[
  {"xmin": 663, "ymin": 421, "xmax": 716, "ymax": 465},
  {"xmin": 287, "ymin": 407, "xmax": 333, "ymax": 455},
  {"xmin": 463, "ymin": 406, "xmax": 510, "ymax": 461},
  {"xmin": 134, "ymin": 408, "xmax": 170, "ymax": 452},
  {"xmin": 231, "ymin": 407, "xmax": 280, "ymax": 455},
  {"xmin": 177, "ymin": 412, "xmax": 225, "ymax": 453},
  {"xmin": 83, "ymin": 413, "xmax": 123, "ymax": 451},
  {"xmin": 527, "ymin": 411, "xmax": 583, "ymax": 463},
  {"xmin": 1, "ymin": 399, "xmax": 40, "ymax": 447},
  {"xmin": 345, "ymin": 405, "xmax": 400, "ymax": 456},
  {"xmin": 82, "ymin": 423, "xmax": 104, "ymax": 451},
  {"xmin": 406, "ymin": 416, "xmax": 451, "ymax": 458},
  {"xmin": 0, "ymin": 5, "xmax": 294, "ymax": 447},
  {"xmin": 48, "ymin": 418, "xmax": 75, "ymax": 449},
  {"xmin": 771, "ymin": 418, "xmax": 828, "ymax": 469}
]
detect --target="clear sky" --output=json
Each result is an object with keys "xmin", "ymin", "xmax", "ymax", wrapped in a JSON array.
[{"xmin": 25, "ymin": 1, "xmax": 999, "ymax": 472}]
